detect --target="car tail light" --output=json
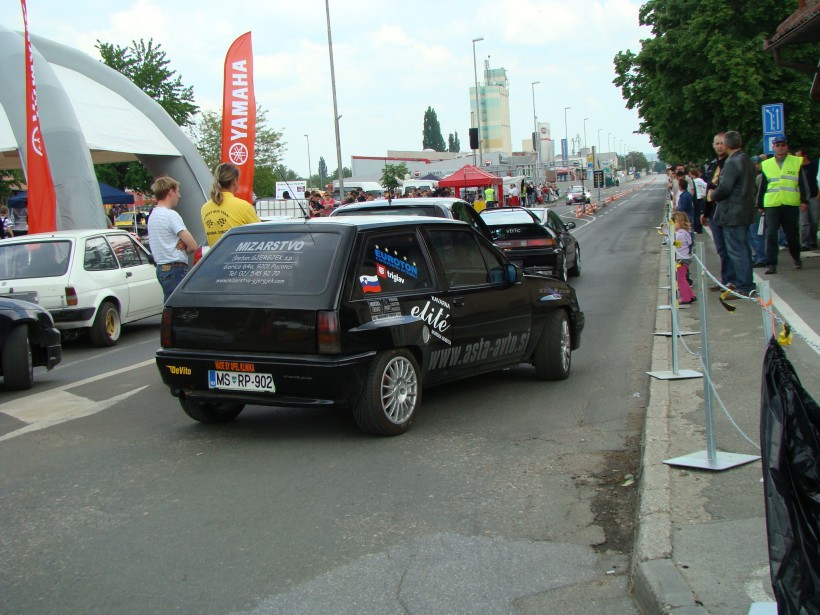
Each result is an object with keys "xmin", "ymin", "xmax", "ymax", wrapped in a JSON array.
[
  {"xmin": 65, "ymin": 287, "xmax": 78, "ymax": 306},
  {"xmin": 523, "ymin": 237, "xmax": 556, "ymax": 247},
  {"xmin": 160, "ymin": 307, "xmax": 173, "ymax": 347},
  {"xmin": 317, "ymin": 310, "xmax": 340, "ymax": 354}
]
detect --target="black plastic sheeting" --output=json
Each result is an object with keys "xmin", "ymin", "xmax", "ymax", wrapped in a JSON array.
[{"xmin": 760, "ymin": 339, "xmax": 820, "ymax": 615}]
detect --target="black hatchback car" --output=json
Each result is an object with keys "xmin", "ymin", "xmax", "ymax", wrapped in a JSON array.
[
  {"xmin": 156, "ymin": 217, "xmax": 584, "ymax": 436},
  {"xmin": 0, "ymin": 297, "xmax": 62, "ymax": 390}
]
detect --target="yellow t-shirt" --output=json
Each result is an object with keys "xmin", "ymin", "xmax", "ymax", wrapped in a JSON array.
[{"xmin": 200, "ymin": 191, "xmax": 261, "ymax": 246}]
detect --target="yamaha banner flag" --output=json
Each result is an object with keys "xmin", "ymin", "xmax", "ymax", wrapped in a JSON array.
[
  {"xmin": 221, "ymin": 32, "xmax": 255, "ymax": 203},
  {"xmin": 20, "ymin": 0, "xmax": 57, "ymax": 233}
]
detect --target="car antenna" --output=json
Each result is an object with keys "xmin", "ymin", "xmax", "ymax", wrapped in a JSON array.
[{"xmin": 275, "ymin": 165, "xmax": 311, "ymax": 221}]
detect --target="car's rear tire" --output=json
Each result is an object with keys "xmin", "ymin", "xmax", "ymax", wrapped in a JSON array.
[
  {"xmin": 3, "ymin": 325, "xmax": 34, "ymax": 390},
  {"xmin": 353, "ymin": 349, "xmax": 420, "ymax": 436},
  {"xmin": 90, "ymin": 301, "xmax": 121, "ymax": 347},
  {"xmin": 568, "ymin": 248, "xmax": 581, "ymax": 277},
  {"xmin": 534, "ymin": 310, "xmax": 571, "ymax": 381},
  {"xmin": 180, "ymin": 398, "xmax": 245, "ymax": 423}
]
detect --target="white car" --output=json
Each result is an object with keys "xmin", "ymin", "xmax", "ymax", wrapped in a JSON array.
[{"xmin": 0, "ymin": 229, "xmax": 164, "ymax": 346}]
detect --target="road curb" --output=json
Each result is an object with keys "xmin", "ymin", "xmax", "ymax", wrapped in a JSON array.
[{"xmin": 630, "ymin": 250, "xmax": 706, "ymax": 614}]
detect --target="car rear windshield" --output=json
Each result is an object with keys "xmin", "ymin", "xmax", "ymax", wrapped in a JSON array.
[
  {"xmin": 183, "ymin": 231, "xmax": 342, "ymax": 295},
  {"xmin": 480, "ymin": 210, "xmax": 537, "ymax": 225},
  {"xmin": 334, "ymin": 206, "xmax": 441, "ymax": 217},
  {"xmin": 0, "ymin": 240, "xmax": 71, "ymax": 279}
]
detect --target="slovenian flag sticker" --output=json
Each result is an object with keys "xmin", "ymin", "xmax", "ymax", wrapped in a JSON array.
[{"xmin": 360, "ymin": 275, "xmax": 382, "ymax": 293}]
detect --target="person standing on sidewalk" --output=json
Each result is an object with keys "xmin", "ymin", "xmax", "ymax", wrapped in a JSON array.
[
  {"xmin": 701, "ymin": 132, "xmax": 733, "ymax": 291},
  {"xmin": 200, "ymin": 162, "xmax": 261, "ymax": 247},
  {"xmin": 689, "ymin": 168, "xmax": 707, "ymax": 234},
  {"xmin": 672, "ymin": 211, "xmax": 696, "ymax": 304},
  {"xmin": 795, "ymin": 147, "xmax": 818, "ymax": 250},
  {"xmin": 749, "ymin": 156, "xmax": 767, "ymax": 268},
  {"xmin": 757, "ymin": 135, "xmax": 808, "ymax": 273},
  {"xmin": 147, "ymin": 176, "xmax": 197, "ymax": 302},
  {"xmin": 710, "ymin": 130, "xmax": 756, "ymax": 298}
]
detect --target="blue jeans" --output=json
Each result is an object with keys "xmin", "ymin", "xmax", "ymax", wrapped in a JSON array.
[
  {"xmin": 721, "ymin": 225, "xmax": 754, "ymax": 294},
  {"xmin": 709, "ymin": 220, "xmax": 735, "ymax": 286},
  {"xmin": 749, "ymin": 217, "xmax": 766, "ymax": 265},
  {"xmin": 157, "ymin": 265, "xmax": 189, "ymax": 303}
]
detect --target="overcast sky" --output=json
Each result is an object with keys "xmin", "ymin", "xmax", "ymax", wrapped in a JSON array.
[{"xmin": 17, "ymin": 0, "xmax": 655, "ymax": 176}]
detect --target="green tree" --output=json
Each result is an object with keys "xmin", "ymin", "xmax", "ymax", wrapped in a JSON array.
[
  {"xmin": 188, "ymin": 106, "xmax": 286, "ymax": 197},
  {"xmin": 422, "ymin": 107, "xmax": 446, "ymax": 152},
  {"xmin": 95, "ymin": 38, "xmax": 200, "ymax": 193},
  {"xmin": 613, "ymin": 0, "xmax": 819, "ymax": 163},
  {"xmin": 448, "ymin": 132, "xmax": 461, "ymax": 153},
  {"xmin": 330, "ymin": 166, "xmax": 352, "ymax": 179},
  {"xmin": 318, "ymin": 157, "xmax": 328, "ymax": 185},
  {"xmin": 0, "ymin": 169, "xmax": 25, "ymax": 203},
  {"xmin": 620, "ymin": 150, "xmax": 649, "ymax": 171},
  {"xmin": 380, "ymin": 163, "xmax": 409, "ymax": 191}
]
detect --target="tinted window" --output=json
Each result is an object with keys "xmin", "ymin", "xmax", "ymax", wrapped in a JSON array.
[
  {"xmin": 428, "ymin": 229, "xmax": 492, "ymax": 288},
  {"xmin": 0, "ymin": 240, "xmax": 71, "ymax": 279},
  {"xmin": 185, "ymin": 231, "xmax": 341, "ymax": 295},
  {"xmin": 85, "ymin": 236, "xmax": 119, "ymax": 271},
  {"xmin": 355, "ymin": 232, "xmax": 433, "ymax": 297}
]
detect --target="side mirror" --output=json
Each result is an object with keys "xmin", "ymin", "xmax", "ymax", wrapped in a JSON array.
[
  {"xmin": 506, "ymin": 263, "xmax": 519, "ymax": 283},
  {"xmin": 566, "ymin": 221, "xmax": 576, "ymax": 230}
]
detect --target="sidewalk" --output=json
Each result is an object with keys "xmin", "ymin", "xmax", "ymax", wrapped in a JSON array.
[{"xmin": 631, "ymin": 241, "xmax": 820, "ymax": 614}]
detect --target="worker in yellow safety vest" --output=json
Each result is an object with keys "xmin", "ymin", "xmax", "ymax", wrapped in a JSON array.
[{"xmin": 757, "ymin": 134, "xmax": 808, "ymax": 274}]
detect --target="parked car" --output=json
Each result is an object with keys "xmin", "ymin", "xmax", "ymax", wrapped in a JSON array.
[
  {"xmin": 479, "ymin": 207, "xmax": 568, "ymax": 281},
  {"xmin": 330, "ymin": 197, "xmax": 492, "ymax": 239},
  {"xmin": 526, "ymin": 208, "xmax": 581, "ymax": 277},
  {"xmin": 156, "ymin": 216, "xmax": 585, "ymax": 436},
  {"xmin": 114, "ymin": 211, "xmax": 148, "ymax": 236},
  {"xmin": 565, "ymin": 185, "xmax": 591, "ymax": 205},
  {"xmin": 0, "ymin": 297, "xmax": 61, "ymax": 390},
  {"xmin": 0, "ymin": 229, "xmax": 164, "ymax": 346}
]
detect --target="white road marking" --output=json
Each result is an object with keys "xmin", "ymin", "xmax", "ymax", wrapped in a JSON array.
[
  {"xmin": 0, "ymin": 358, "xmax": 156, "ymax": 441},
  {"xmin": 0, "ymin": 386, "xmax": 149, "ymax": 442}
]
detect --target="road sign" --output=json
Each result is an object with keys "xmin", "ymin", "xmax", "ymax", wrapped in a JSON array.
[
  {"xmin": 761, "ymin": 103, "xmax": 785, "ymax": 155},
  {"xmin": 561, "ymin": 139, "xmax": 568, "ymax": 168},
  {"xmin": 593, "ymin": 170, "xmax": 604, "ymax": 188}
]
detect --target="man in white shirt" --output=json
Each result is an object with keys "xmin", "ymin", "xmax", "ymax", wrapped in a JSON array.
[{"xmin": 147, "ymin": 176, "xmax": 197, "ymax": 302}]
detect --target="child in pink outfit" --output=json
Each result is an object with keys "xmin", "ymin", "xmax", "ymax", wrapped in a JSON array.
[{"xmin": 672, "ymin": 212, "xmax": 696, "ymax": 304}]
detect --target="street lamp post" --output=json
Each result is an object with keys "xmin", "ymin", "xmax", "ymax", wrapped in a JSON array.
[
  {"xmin": 304, "ymin": 134, "xmax": 312, "ymax": 187},
  {"xmin": 325, "ymin": 0, "xmax": 344, "ymax": 194},
  {"xmin": 597, "ymin": 128, "xmax": 602, "ymax": 169},
  {"xmin": 531, "ymin": 81, "xmax": 540, "ymax": 182},
  {"xmin": 563, "ymin": 106, "xmax": 571, "ymax": 181},
  {"xmin": 582, "ymin": 117, "xmax": 589, "ymax": 184},
  {"xmin": 472, "ymin": 37, "xmax": 484, "ymax": 167}
]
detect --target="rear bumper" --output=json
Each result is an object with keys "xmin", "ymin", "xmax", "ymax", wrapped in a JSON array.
[
  {"xmin": 38, "ymin": 326, "xmax": 62, "ymax": 370},
  {"xmin": 156, "ymin": 348, "xmax": 377, "ymax": 408},
  {"xmin": 50, "ymin": 307, "xmax": 95, "ymax": 328}
]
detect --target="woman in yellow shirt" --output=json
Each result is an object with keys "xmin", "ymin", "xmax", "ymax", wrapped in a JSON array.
[{"xmin": 200, "ymin": 163, "xmax": 261, "ymax": 246}]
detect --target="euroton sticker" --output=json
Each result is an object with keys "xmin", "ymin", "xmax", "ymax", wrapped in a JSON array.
[{"xmin": 374, "ymin": 244, "xmax": 418, "ymax": 279}]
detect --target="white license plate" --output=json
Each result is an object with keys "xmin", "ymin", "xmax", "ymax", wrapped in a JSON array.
[{"xmin": 208, "ymin": 370, "xmax": 275, "ymax": 392}]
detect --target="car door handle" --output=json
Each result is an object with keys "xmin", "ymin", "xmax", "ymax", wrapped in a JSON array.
[
  {"xmin": 125, "ymin": 271, "xmax": 133, "ymax": 278},
  {"xmin": 451, "ymin": 297, "xmax": 464, "ymax": 307}
]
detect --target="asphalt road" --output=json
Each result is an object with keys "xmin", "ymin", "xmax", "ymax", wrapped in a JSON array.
[{"xmin": 0, "ymin": 178, "xmax": 664, "ymax": 614}]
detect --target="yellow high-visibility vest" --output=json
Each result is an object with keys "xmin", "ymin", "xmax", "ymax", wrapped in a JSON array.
[{"xmin": 762, "ymin": 155, "xmax": 802, "ymax": 207}]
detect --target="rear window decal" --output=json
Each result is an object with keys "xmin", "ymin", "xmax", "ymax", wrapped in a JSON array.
[
  {"xmin": 360, "ymin": 275, "xmax": 382, "ymax": 294},
  {"xmin": 374, "ymin": 244, "xmax": 418, "ymax": 279},
  {"xmin": 367, "ymin": 297, "xmax": 402, "ymax": 321}
]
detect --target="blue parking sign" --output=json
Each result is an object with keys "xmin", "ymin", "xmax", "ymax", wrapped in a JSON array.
[{"xmin": 761, "ymin": 103, "xmax": 784, "ymax": 155}]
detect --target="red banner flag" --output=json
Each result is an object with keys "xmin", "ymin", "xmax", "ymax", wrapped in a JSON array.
[
  {"xmin": 20, "ymin": 0, "xmax": 57, "ymax": 234},
  {"xmin": 221, "ymin": 32, "xmax": 255, "ymax": 203}
]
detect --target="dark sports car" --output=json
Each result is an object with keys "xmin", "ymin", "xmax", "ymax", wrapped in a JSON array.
[
  {"xmin": 156, "ymin": 216, "xmax": 584, "ymax": 436},
  {"xmin": 479, "ymin": 207, "xmax": 570, "ymax": 281},
  {"xmin": 0, "ymin": 297, "xmax": 62, "ymax": 390}
]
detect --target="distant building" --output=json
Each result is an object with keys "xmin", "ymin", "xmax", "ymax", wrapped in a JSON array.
[{"xmin": 469, "ymin": 61, "xmax": 512, "ymax": 158}]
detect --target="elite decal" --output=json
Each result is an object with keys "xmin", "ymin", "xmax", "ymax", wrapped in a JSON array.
[{"xmin": 410, "ymin": 296, "xmax": 451, "ymax": 344}]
